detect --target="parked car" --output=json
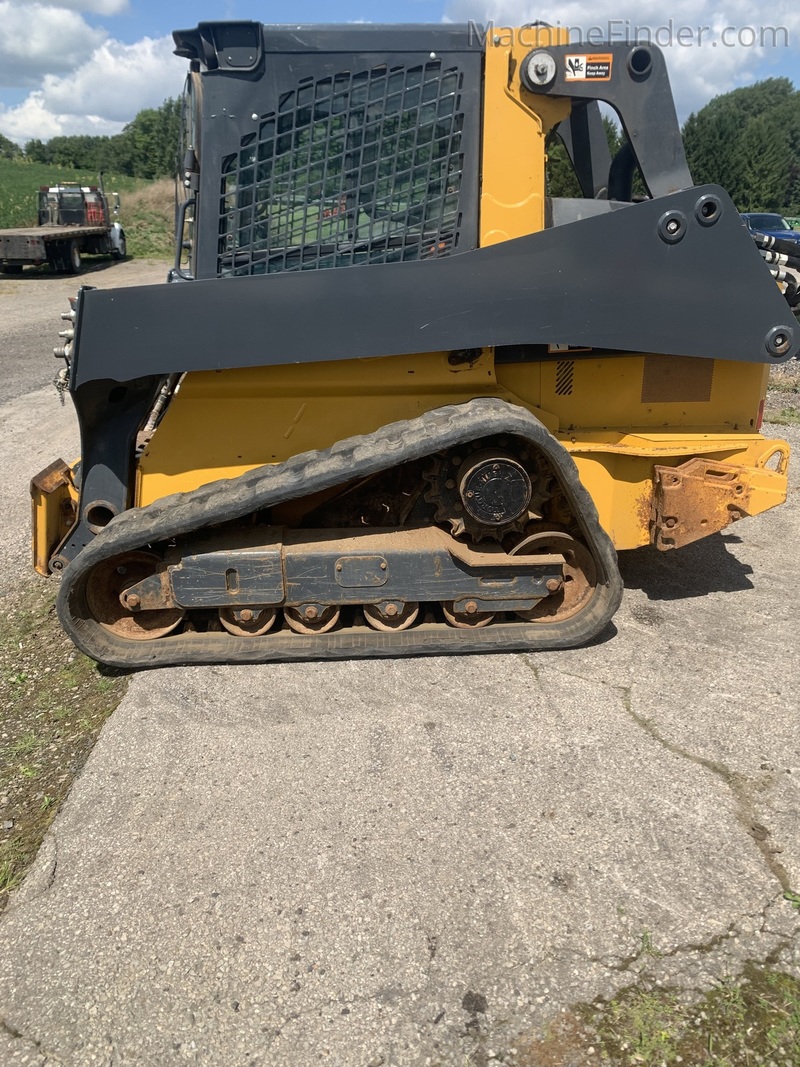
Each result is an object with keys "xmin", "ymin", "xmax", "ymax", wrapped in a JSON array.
[{"xmin": 741, "ymin": 212, "xmax": 800, "ymax": 245}]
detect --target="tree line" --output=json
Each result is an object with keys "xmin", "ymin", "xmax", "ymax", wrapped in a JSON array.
[
  {"xmin": 2, "ymin": 79, "xmax": 800, "ymax": 213},
  {"xmin": 682, "ymin": 78, "xmax": 800, "ymax": 215},
  {"xmin": 0, "ymin": 98, "xmax": 181, "ymax": 180},
  {"xmin": 547, "ymin": 77, "xmax": 800, "ymax": 214}
]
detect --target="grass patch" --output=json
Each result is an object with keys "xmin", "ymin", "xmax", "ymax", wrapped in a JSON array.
[
  {"xmin": 765, "ymin": 406, "xmax": 800, "ymax": 427},
  {"xmin": 765, "ymin": 365, "xmax": 800, "ymax": 427},
  {"xmin": 515, "ymin": 964, "xmax": 800, "ymax": 1066},
  {"xmin": 594, "ymin": 967, "xmax": 800, "ymax": 1065},
  {"xmin": 121, "ymin": 178, "xmax": 176, "ymax": 260},
  {"xmin": 768, "ymin": 376, "xmax": 800, "ymax": 394},
  {"xmin": 0, "ymin": 580, "xmax": 127, "ymax": 911},
  {"xmin": 0, "ymin": 158, "xmax": 146, "ymax": 229}
]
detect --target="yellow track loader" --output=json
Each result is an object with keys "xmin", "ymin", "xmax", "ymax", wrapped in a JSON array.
[{"xmin": 32, "ymin": 22, "xmax": 794, "ymax": 666}]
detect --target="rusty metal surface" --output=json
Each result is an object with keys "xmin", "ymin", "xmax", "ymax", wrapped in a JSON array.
[
  {"xmin": 85, "ymin": 552, "xmax": 184, "ymax": 639},
  {"xmin": 29, "ymin": 458, "xmax": 72, "ymax": 496},
  {"xmin": 510, "ymin": 530, "xmax": 597, "ymax": 621},
  {"xmin": 653, "ymin": 457, "xmax": 758, "ymax": 549}
]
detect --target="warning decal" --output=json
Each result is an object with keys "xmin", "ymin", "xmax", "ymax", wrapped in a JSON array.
[{"xmin": 564, "ymin": 53, "xmax": 613, "ymax": 81}]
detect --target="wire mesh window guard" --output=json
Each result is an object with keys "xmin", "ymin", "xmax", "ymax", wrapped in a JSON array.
[{"xmin": 217, "ymin": 61, "xmax": 466, "ymax": 276}]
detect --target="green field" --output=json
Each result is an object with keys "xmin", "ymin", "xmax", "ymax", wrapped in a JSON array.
[
  {"xmin": 0, "ymin": 158, "xmax": 148, "ymax": 227},
  {"xmin": 0, "ymin": 158, "xmax": 175, "ymax": 260}
]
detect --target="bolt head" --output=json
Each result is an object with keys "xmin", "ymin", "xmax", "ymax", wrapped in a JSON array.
[
  {"xmin": 464, "ymin": 600, "xmax": 478, "ymax": 614},
  {"xmin": 385, "ymin": 604, "xmax": 398, "ymax": 617},
  {"xmin": 546, "ymin": 578, "xmax": 562, "ymax": 593},
  {"xmin": 304, "ymin": 605, "xmax": 319, "ymax": 620}
]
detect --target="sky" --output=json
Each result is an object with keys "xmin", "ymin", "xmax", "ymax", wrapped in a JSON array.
[{"xmin": 1, "ymin": 0, "xmax": 800, "ymax": 146}]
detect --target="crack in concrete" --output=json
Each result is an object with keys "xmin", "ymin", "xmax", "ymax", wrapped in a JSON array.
[
  {"xmin": 523, "ymin": 660, "xmax": 794, "ymax": 893},
  {"xmin": 516, "ymin": 661, "xmax": 799, "ymax": 986},
  {"xmin": 583, "ymin": 920, "xmax": 742, "ymax": 976},
  {"xmin": 0, "ymin": 1015, "xmax": 65, "ymax": 1066},
  {"xmin": 42, "ymin": 830, "xmax": 58, "ymax": 894},
  {"xmin": 551, "ymin": 924, "xmax": 738, "ymax": 983},
  {"xmin": 617, "ymin": 686, "xmax": 792, "ymax": 893},
  {"xmin": 526, "ymin": 655, "xmax": 795, "ymax": 892}
]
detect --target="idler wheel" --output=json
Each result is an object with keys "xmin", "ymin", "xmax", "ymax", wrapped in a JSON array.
[
  {"xmin": 86, "ymin": 552, "xmax": 184, "ymax": 640},
  {"xmin": 510, "ymin": 531, "xmax": 597, "ymax": 622}
]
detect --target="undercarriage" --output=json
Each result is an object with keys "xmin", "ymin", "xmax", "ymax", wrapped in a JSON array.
[{"xmin": 56, "ymin": 400, "xmax": 622, "ymax": 667}]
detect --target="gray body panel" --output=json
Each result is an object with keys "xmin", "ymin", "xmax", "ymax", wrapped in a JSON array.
[{"xmin": 70, "ymin": 184, "xmax": 797, "ymax": 391}]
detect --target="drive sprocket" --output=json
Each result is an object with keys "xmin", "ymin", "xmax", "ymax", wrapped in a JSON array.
[{"xmin": 423, "ymin": 435, "xmax": 553, "ymax": 542}]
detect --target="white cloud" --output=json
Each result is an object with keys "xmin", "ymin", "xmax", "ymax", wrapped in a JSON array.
[
  {"xmin": 41, "ymin": 34, "xmax": 182, "ymax": 121},
  {"xmin": 0, "ymin": 91, "xmax": 124, "ymax": 141},
  {"xmin": 26, "ymin": 0, "xmax": 129, "ymax": 10},
  {"xmin": 0, "ymin": 1, "xmax": 106, "ymax": 85},
  {"xmin": 444, "ymin": 0, "xmax": 800, "ymax": 118},
  {"xmin": 0, "ymin": 33, "xmax": 183, "ymax": 143}
]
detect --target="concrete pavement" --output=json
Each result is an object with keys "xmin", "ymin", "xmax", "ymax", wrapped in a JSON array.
[{"xmin": 1, "ymin": 426, "xmax": 798, "ymax": 1065}]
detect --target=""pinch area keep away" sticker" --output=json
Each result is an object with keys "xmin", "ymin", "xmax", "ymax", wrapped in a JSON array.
[{"xmin": 564, "ymin": 54, "xmax": 613, "ymax": 80}]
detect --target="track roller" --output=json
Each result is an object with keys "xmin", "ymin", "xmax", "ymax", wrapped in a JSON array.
[
  {"xmin": 363, "ymin": 601, "xmax": 420, "ymax": 631},
  {"xmin": 284, "ymin": 604, "xmax": 341, "ymax": 634},
  {"xmin": 218, "ymin": 606, "xmax": 277, "ymax": 636}
]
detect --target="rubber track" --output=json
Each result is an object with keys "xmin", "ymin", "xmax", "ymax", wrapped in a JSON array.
[{"xmin": 57, "ymin": 398, "xmax": 624, "ymax": 667}]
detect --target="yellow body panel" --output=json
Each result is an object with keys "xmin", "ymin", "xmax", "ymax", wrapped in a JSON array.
[
  {"xmin": 31, "ymin": 459, "xmax": 77, "ymax": 576},
  {"xmin": 568, "ymin": 438, "xmax": 789, "ymax": 549},
  {"xmin": 137, "ymin": 351, "xmax": 531, "ymax": 504},
  {"xmin": 479, "ymin": 29, "xmax": 570, "ymax": 245},
  {"xmin": 137, "ymin": 351, "xmax": 789, "ymax": 550}
]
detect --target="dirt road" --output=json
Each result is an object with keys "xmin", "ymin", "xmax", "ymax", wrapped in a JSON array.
[
  {"xmin": 0, "ymin": 260, "xmax": 167, "ymax": 583},
  {"xmin": 0, "ymin": 261, "xmax": 798, "ymax": 1065}
]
